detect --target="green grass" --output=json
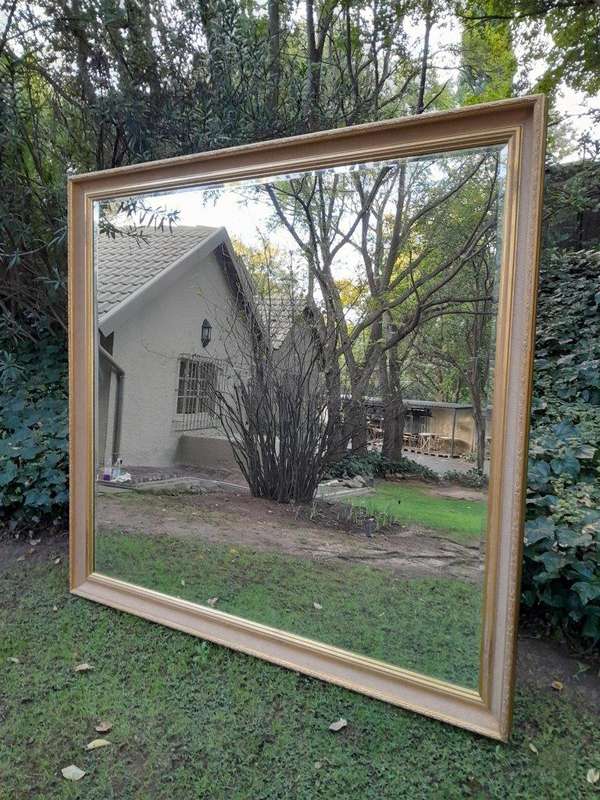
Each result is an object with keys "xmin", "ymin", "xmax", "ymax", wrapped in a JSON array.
[
  {"xmin": 341, "ymin": 480, "xmax": 487, "ymax": 542},
  {"xmin": 1, "ymin": 552, "xmax": 599, "ymax": 800},
  {"xmin": 96, "ymin": 530, "xmax": 482, "ymax": 688}
]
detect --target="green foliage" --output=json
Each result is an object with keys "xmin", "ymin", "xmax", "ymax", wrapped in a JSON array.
[
  {"xmin": 466, "ymin": 0, "xmax": 600, "ymax": 97},
  {"xmin": 0, "ymin": 335, "xmax": 68, "ymax": 534},
  {"xmin": 523, "ymin": 249, "xmax": 600, "ymax": 646},
  {"xmin": 458, "ymin": 1, "xmax": 517, "ymax": 104},
  {"xmin": 323, "ymin": 451, "xmax": 438, "ymax": 482},
  {"xmin": 443, "ymin": 467, "xmax": 488, "ymax": 489},
  {"xmin": 543, "ymin": 162, "xmax": 600, "ymax": 250},
  {"xmin": 2, "ymin": 552, "xmax": 599, "ymax": 798}
]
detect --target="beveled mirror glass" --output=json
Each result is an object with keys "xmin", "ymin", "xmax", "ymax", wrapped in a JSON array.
[{"xmin": 69, "ymin": 97, "xmax": 546, "ymax": 740}]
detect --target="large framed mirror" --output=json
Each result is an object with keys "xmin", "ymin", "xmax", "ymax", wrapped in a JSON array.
[{"xmin": 69, "ymin": 96, "xmax": 546, "ymax": 740}]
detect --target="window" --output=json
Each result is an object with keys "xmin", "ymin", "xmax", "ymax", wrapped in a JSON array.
[{"xmin": 176, "ymin": 356, "xmax": 218, "ymax": 424}]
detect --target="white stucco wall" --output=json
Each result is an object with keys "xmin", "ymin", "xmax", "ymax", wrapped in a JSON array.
[{"xmin": 105, "ymin": 249, "xmax": 249, "ymax": 466}]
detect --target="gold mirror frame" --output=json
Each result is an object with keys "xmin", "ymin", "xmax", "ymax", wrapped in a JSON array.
[{"xmin": 68, "ymin": 95, "xmax": 546, "ymax": 741}]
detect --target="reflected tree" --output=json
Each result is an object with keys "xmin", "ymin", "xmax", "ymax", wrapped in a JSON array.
[{"xmin": 261, "ymin": 150, "xmax": 501, "ymax": 461}]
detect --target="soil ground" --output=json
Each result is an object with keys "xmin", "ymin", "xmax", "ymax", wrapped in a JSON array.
[{"xmin": 95, "ymin": 486, "xmax": 484, "ymax": 583}]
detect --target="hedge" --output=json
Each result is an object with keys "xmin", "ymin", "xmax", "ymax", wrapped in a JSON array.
[{"xmin": 522, "ymin": 248, "xmax": 600, "ymax": 647}]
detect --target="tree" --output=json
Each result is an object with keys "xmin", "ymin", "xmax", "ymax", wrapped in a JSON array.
[
  {"xmin": 457, "ymin": 0, "xmax": 517, "ymax": 104},
  {"xmin": 261, "ymin": 148, "xmax": 501, "ymax": 459},
  {"xmin": 410, "ymin": 250, "xmax": 496, "ymax": 470},
  {"xmin": 1, "ymin": 0, "xmax": 424, "ymax": 340},
  {"xmin": 456, "ymin": 0, "xmax": 600, "ymax": 97},
  {"xmin": 213, "ymin": 269, "xmax": 332, "ymax": 504}
]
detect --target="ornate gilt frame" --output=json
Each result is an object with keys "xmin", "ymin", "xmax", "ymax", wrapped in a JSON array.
[{"xmin": 68, "ymin": 95, "xmax": 546, "ymax": 741}]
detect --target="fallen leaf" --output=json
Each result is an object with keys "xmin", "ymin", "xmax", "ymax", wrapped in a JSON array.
[
  {"xmin": 587, "ymin": 768, "xmax": 600, "ymax": 785},
  {"xmin": 551, "ymin": 680, "xmax": 564, "ymax": 691},
  {"xmin": 180, "ymin": 578, "xmax": 186, "ymax": 587},
  {"xmin": 30, "ymin": 538, "xmax": 41, "ymax": 546},
  {"xmin": 53, "ymin": 557, "xmax": 61, "ymax": 565},
  {"xmin": 61, "ymin": 765, "xmax": 86, "ymax": 781},
  {"xmin": 16, "ymin": 556, "xmax": 25, "ymax": 562},
  {"xmin": 52, "ymin": 605, "xmax": 58, "ymax": 612},
  {"xmin": 7, "ymin": 657, "xmax": 20, "ymax": 664},
  {"xmin": 95, "ymin": 720, "xmax": 113, "ymax": 734},
  {"xmin": 73, "ymin": 663, "xmax": 94, "ymax": 673},
  {"xmin": 529, "ymin": 743, "xmax": 539, "ymax": 755},
  {"xmin": 329, "ymin": 718, "xmax": 347, "ymax": 732},
  {"xmin": 206, "ymin": 597, "xmax": 219, "ymax": 607},
  {"xmin": 85, "ymin": 738, "xmax": 111, "ymax": 750},
  {"xmin": 313, "ymin": 602, "xmax": 323, "ymax": 610},
  {"xmin": 314, "ymin": 761, "xmax": 323, "ymax": 770}
]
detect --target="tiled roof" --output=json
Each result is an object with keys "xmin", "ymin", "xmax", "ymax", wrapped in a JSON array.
[
  {"xmin": 261, "ymin": 296, "xmax": 313, "ymax": 350},
  {"xmin": 95, "ymin": 226, "xmax": 218, "ymax": 319}
]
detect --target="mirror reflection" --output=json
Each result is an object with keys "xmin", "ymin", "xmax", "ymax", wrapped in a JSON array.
[{"xmin": 94, "ymin": 145, "xmax": 506, "ymax": 689}]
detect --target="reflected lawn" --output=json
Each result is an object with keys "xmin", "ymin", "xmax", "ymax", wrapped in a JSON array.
[
  {"xmin": 96, "ymin": 529, "xmax": 482, "ymax": 689},
  {"xmin": 340, "ymin": 480, "xmax": 487, "ymax": 543}
]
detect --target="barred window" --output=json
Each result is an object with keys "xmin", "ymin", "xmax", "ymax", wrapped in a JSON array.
[{"xmin": 176, "ymin": 357, "xmax": 218, "ymax": 416}]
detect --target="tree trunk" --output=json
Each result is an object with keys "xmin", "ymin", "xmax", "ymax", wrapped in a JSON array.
[
  {"xmin": 323, "ymin": 364, "xmax": 347, "ymax": 463},
  {"xmin": 382, "ymin": 396, "xmax": 406, "ymax": 461},
  {"xmin": 416, "ymin": 0, "xmax": 432, "ymax": 114},
  {"xmin": 344, "ymin": 398, "xmax": 368, "ymax": 456},
  {"xmin": 473, "ymin": 407, "xmax": 486, "ymax": 472},
  {"xmin": 267, "ymin": 0, "xmax": 281, "ymax": 117},
  {"xmin": 380, "ymin": 343, "xmax": 406, "ymax": 461}
]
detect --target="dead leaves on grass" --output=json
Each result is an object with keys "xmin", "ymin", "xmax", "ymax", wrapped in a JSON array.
[
  {"xmin": 328, "ymin": 718, "xmax": 347, "ymax": 732},
  {"xmin": 206, "ymin": 597, "xmax": 219, "ymax": 608},
  {"xmin": 61, "ymin": 765, "xmax": 86, "ymax": 781},
  {"xmin": 95, "ymin": 720, "xmax": 113, "ymax": 734},
  {"xmin": 85, "ymin": 738, "xmax": 111, "ymax": 751},
  {"xmin": 587, "ymin": 768, "xmax": 600, "ymax": 785},
  {"xmin": 73, "ymin": 662, "xmax": 94, "ymax": 673}
]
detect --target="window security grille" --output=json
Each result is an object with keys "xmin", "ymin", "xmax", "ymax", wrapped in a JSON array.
[{"xmin": 174, "ymin": 354, "xmax": 225, "ymax": 431}]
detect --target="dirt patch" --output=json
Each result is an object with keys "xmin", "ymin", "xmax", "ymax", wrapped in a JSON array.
[
  {"xmin": 425, "ymin": 482, "xmax": 487, "ymax": 503},
  {"xmin": 96, "ymin": 489, "xmax": 484, "ymax": 583},
  {"xmin": 517, "ymin": 636, "xmax": 600, "ymax": 714},
  {"xmin": 0, "ymin": 530, "xmax": 68, "ymax": 577}
]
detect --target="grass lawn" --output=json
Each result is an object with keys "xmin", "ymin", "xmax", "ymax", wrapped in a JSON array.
[
  {"xmin": 341, "ymin": 480, "xmax": 487, "ymax": 542},
  {"xmin": 1, "ymin": 543, "xmax": 599, "ymax": 800},
  {"xmin": 95, "ymin": 530, "xmax": 482, "ymax": 688}
]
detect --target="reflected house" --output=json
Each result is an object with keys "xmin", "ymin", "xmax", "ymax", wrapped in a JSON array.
[
  {"xmin": 402, "ymin": 399, "xmax": 488, "ymax": 457},
  {"xmin": 364, "ymin": 397, "xmax": 491, "ymax": 458},
  {"xmin": 96, "ymin": 225, "xmax": 258, "ymax": 472}
]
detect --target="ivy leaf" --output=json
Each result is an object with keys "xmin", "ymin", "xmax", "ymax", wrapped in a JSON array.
[
  {"xmin": 550, "ymin": 454, "xmax": 580, "ymax": 478},
  {"xmin": 572, "ymin": 581, "xmax": 600, "ymax": 605},
  {"xmin": 525, "ymin": 517, "xmax": 555, "ymax": 546}
]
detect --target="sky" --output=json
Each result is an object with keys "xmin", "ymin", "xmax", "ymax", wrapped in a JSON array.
[{"xmin": 111, "ymin": 147, "xmax": 506, "ymax": 264}]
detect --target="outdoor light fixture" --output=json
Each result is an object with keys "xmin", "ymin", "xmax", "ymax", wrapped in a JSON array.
[{"xmin": 201, "ymin": 318, "xmax": 212, "ymax": 348}]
